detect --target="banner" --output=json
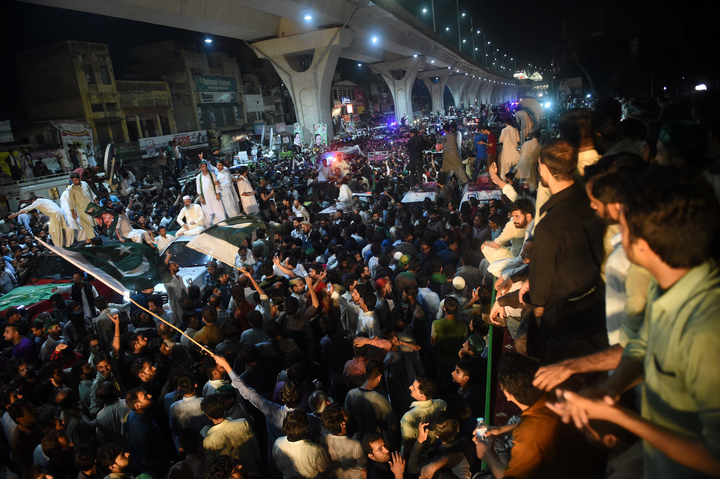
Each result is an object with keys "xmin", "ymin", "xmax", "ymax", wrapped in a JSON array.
[
  {"xmin": 30, "ymin": 149, "xmax": 61, "ymax": 172},
  {"xmin": 253, "ymin": 122, "xmax": 266, "ymax": 136},
  {"xmin": 275, "ymin": 122, "xmax": 287, "ymax": 133},
  {"xmin": 293, "ymin": 123, "xmax": 303, "ymax": 146},
  {"xmin": 52, "ymin": 121, "xmax": 94, "ymax": 166},
  {"xmin": 195, "ymin": 76, "xmax": 237, "ymax": 92},
  {"xmin": 114, "ymin": 142, "xmax": 141, "ymax": 162},
  {"xmin": 0, "ymin": 120, "xmax": 13, "ymax": 143},
  {"xmin": 313, "ymin": 124, "xmax": 328, "ymax": 147},
  {"xmin": 138, "ymin": 130, "xmax": 208, "ymax": 159},
  {"xmin": 199, "ymin": 91, "xmax": 236, "ymax": 103}
]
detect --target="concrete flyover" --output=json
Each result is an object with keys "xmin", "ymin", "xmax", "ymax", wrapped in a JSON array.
[{"xmin": 18, "ymin": 0, "xmax": 525, "ymax": 139}]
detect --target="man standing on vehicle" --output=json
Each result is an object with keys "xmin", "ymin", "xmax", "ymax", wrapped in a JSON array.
[
  {"xmin": 473, "ymin": 129, "xmax": 489, "ymax": 178},
  {"xmin": 406, "ymin": 129, "xmax": 424, "ymax": 187},
  {"xmin": 67, "ymin": 172, "xmax": 97, "ymax": 240},
  {"xmin": 7, "ymin": 195, "xmax": 70, "ymax": 247}
]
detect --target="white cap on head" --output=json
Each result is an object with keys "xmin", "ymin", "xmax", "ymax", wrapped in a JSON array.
[
  {"xmin": 452, "ymin": 276, "xmax": 466, "ymax": 291},
  {"xmin": 394, "ymin": 252, "xmax": 404, "ymax": 262},
  {"xmin": 182, "ymin": 195, "xmax": 191, "ymax": 201}
]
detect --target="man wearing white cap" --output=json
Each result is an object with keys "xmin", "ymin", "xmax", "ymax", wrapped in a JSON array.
[
  {"xmin": 435, "ymin": 277, "xmax": 481, "ymax": 323},
  {"xmin": 176, "ymin": 196, "xmax": 205, "ymax": 237}
]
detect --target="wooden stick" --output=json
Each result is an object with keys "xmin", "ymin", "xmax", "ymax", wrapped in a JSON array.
[
  {"xmin": 128, "ymin": 297, "xmax": 214, "ymax": 356},
  {"xmin": 35, "ymin": 236, "xmax": 213, "ymax": 356}
]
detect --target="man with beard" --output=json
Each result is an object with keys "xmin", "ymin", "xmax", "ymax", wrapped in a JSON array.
[
  {"xmin": 66, "ymin": 172, "xmax": 97, "ymax": 240},
  {"xmin": 519, "ymin": 139, "xmax": 606, "ymax": 359},
  {"xmin": 480, "ymin": 199, "xmax": 534, "ymax": 265}
]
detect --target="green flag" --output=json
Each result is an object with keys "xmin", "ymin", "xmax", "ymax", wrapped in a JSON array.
[
  {"xmin": 186, "ymin": 214, "xmax": 275, "ymax": 267},
  {"xmin": 37, "ymin": 239, "xmax": 170, "ymax": 293}
]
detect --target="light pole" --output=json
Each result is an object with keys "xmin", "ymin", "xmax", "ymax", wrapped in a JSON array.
[
  {"xmin": 470, "ymin": 19, "xmax": 475, "ymax": 61},
  {"xmin": 431, "ymin": 1, "xmax": 436, "ymax": 32},
  {"xmin": 456, "ymin": 0, "xmax": 462, "ymax": 50}
]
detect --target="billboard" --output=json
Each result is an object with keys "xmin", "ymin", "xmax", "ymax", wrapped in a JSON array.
[{"xmin": 138, "ymin": 130, "xmax": 208, "ymax": 158}]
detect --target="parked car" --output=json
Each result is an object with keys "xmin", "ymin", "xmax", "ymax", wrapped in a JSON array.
[
  {"xmin": 0, "ymin": 253, "xmax": 122, "ymax": 319},
  {"xmin": 152, "ymin": 236, "xmax": 225, "ymax": 300}
]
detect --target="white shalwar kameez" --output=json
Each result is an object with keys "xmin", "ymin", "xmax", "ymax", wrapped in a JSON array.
[
  {"xmin": 67, "ymin": 181, "xmax": 97, "ymax": 239},
  {"xmin": 60, "ymin": 187, "xmax": 85, "ymax": 243},
  {"xmin": 16, "ymin": 199, "xmax": 69, "ymax": 247},
  {"xmin": 237, "ymin": 176, "xmax": 259, "ymax": 215},
  {"xmin": 116, "ymin": 215, "xmax": 153, "ymax": 245},
  {"xmin": 498, "ymin": 125, "xmax": 521, "ymax": 180},
  {"xmin": 176, "ymin": 204, "xmax": 205, "ymax": 236},
  {"xmin": 196, "ymin": 171, "xmax": 227, "ymax": 226},
  {"xmin": 217, "ymin": 169, "xmax": 240, "ymax": 218}
]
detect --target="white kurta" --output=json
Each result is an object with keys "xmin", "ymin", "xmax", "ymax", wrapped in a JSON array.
[
  {"xmin": 56, "ymin": 149, "xmax": 70, "ymax": 171},
  {"xmin": 176, "ymin": 204, "xmax": 205, "ymax": 236},
  {"xmin": 117, "ymin": 215, "xmax": 152, "ymax": 244},
  {"xmin": 337, "ymin": 184, "xmax": 353, "ymax": 212},
  {"xmin": 196, "ymin": 172, "xmax": 227, "ymax": 226},
  {"xmin": 67, "ymin": 181, "xmax": 97, "ymax": 239},
  {"xmin": 498, "ymin": 126, "xmax": 521, "ymax": 180},
  {"xmin": 60, "ymin": 187, "xmax": 85, "ymax": 243},
  {"xmin": 237, "ymin": 176, "xmax": 259, "ymax": 215},
  {"xmin": 217, "ymin": 169, "xmax": 240, "ymax": 218},
  {"xmin": 16, "ymin": 199, "xmax": 69, "ymax": 247}
]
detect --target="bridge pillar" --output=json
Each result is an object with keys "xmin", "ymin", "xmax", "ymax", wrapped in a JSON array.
[
  {"xmin": 481, "ymin": 81, "xmax": 494, "ymax": 104},
  {"xmin": 251, "ymin": 27, "xmax": 352, "ymax": 144},
  {"xmin": 446, "ymin": 75, "xmax": 469, "ymax": 109},
  {"xmin": 462, "ymin": 78, "xmax": 482, "ymax": 109},
  {"xmin": 370, "ymin": 56, "xmax": 425, "ymax": 123},
  {"xmin": 418, "ymin": 69, "xmax": 452, "ymax": 114}
]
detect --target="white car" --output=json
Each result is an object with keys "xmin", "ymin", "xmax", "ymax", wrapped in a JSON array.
[{"xmin": 152, "ymin": 236, "xmax": 214, "ymax": 300}]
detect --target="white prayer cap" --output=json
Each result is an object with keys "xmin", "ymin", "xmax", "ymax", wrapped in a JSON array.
[{"xmin": 182, "ymin": 195, "xmax": 191, "ymax": 201}]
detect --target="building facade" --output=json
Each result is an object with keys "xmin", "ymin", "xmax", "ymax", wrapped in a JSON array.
[{"xmin": 126, "ymin": 41, "xmax": 246, "ymax": 135}]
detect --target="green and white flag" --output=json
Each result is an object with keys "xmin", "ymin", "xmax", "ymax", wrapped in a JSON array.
[
  {"xmin": 36, "ymin": 238, "xmax": 171, "ymax": 293},
  {"xmin": 186, "ymin": 215, "xmax": 273, "ymax": 267}
]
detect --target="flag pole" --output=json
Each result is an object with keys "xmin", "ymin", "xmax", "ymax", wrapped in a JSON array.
[{"xmin": 35, "ymin": 237, "xmax": 214, "ymax": 356}]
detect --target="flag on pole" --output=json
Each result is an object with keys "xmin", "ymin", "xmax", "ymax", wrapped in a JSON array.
[
  {"xmin": 186, "ymin": 215, "xmax": 274, "ymax": 267},
  {"xmin": 36, "ymin": 238, "xmax": 171, "ymax": 293}
]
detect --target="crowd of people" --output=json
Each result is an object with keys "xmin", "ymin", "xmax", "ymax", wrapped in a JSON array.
[{"xmin": 0, "ymin": 90, "xmax": 719, "ymax": 479}]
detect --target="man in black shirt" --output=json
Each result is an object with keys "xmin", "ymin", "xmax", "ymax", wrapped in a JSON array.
[
  {"xmin": 524, "ymin": 138, "xmax": 606, "ymax": 359},
  {"xmin": 362, "ymin": 432, "xmax": 406, "ymax": 479},
  {"xmin": 406, "ymin": 129, "xmax": 424, "ymax": 187},
  {"xmin": 256, "ymin": 178, "xmax": 274, "ymax": 221}
]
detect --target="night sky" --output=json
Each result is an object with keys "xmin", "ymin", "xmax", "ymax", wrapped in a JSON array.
[{"xmin": 1, "ymin": 0, "xmax": 715, "ymax": 120}]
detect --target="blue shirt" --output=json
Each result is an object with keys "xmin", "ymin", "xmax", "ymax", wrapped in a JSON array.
[{"xmin": 474, "ymin": 133, "xmax": 488, "ymax": 159}]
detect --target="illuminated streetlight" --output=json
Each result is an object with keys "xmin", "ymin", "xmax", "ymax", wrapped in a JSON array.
[
  {"xmin": 696, "ymin": 84, "xmax": 708, "ymax": 91},
  {"xmin": 372, "ymin": 37, "xmax": 378, "ymax": 43},
  {"xmin": 423, "ymin": 8, "xmax": 427, "ymax": 13}
]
